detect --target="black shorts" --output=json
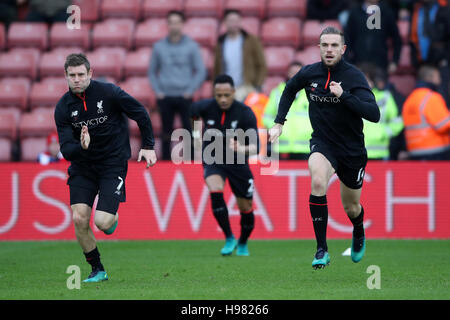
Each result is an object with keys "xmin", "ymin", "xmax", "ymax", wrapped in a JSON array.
[
  {"xmin": 67, "ymin": 161, "xmax": 128, "ymax": 214},
  {"xmin": 310, "ymin": 139, "xmax": 367, "ymax": 189},
  {"xmin": 203, "ymin": 164, "xmax": 254, "ymax": 199}
]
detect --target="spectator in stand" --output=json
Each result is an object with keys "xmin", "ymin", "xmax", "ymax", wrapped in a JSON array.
[
  {"xmin": 431, "ymin": 1, "xmax": 450, "ymax": 105},
  {"xmin": 384, "ymin": 0, "xmax": 415, "ymax": 20},
  {"xmin": 213, "ymin": 9, "xmax": 267, "ymax": 102},
  {"xmin": 149, "ymin": 10, "xmax": 206, "ymax": 160},
  {"xmin": 37, "ymin": 131, "xmax": 65, "ymax": 165},
  {"xmin": 402, "ymin": 65, "xmax": 450, "ymax": 160},
  {"xmin": 26, "ymin": 0, "xmax": 71, "ymax": 23},
  {"xmin": 344, "ymin": 0, "xmax": 402, "ymax": 75},
  {"xmin": 0, "ymin": 0, "xmax": 25, "ymax": 28},
  {"xmin": 263, "ymin": 61, "xmax": 312, "ymax": 160},
  {"xmin": 359, "ymin": 64, "xmax": 404, "ymax": 160},
  {"xmin": 307, "ymin": 0, "xmax": 350, "ymax": 26}
]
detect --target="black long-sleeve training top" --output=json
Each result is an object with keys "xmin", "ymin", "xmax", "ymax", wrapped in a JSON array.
[
  {"xmin": 54, "ymin": 79, "xmax": 155, "ymax": 165},
  {"xmin": 275, "ymin": 58, "xmax": 380, "ymax": 158},
  {"xmin": 190, "ymin": 98, "xmax": 258, "ymax": 165}
]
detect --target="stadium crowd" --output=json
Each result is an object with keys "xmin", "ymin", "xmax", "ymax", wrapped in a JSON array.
[{"xmin": 0, "ymin": 0, "xmax": 448, "ymax": 162}]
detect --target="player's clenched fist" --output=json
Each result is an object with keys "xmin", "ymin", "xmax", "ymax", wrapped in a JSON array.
[
  {"xmin": 329, "ymin": 81, "xmax": 343, "ymax": 98},
  {"xmin": 268, "ymin": 123, "xmax": 283, "ymax": 144},
  {"xmin": 80, "ymin": 125, "xmax": 90, "ymax": 150}
]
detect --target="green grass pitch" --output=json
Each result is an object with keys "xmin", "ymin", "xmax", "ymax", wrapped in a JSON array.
[{"xmin": 0, "ymin": 240, "xmax": 449, "ymax": 300}]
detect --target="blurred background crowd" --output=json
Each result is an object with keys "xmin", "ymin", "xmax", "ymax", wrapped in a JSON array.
[{"xmin": 0, "ymin": 0, "xmax": 448, "ymax": 163}]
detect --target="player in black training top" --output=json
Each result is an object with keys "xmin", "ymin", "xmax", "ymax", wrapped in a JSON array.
[
  {"xmin": 55, "ymin": 53, "xmax": 157, "ymax": 282},
  {"xmin": 191, "ymin": 74, "xmax": 259, "ymax": 257},
  {"xmin": 269, "ymin": 27, "xmax": 380, "ymax": 269}
]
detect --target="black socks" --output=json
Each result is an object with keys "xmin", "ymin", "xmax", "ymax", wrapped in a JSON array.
[
  {"xmin": 210, "ymin": 192, "xmax": 233, "ymax": 238},
  {"xmin": 239, "ymin": 211, "xmax": 255, "ymax": 245},
  {"xmin": 350, "ymin": 205, "xmax": 365, "ymax": 238},
  {"xmin": 309, "ymin": 194, "xmax": 328, "ymax": 252},
  {"xmin": 84, "ymin": 247, "xmax": 104, "ymax": 271}
]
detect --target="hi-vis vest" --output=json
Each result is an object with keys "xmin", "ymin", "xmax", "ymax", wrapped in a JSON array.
[
  {"xmin": 244, "ymin": 92, "xmax": 269, "ymax": 158},
  {"xmin": 402, "ymin": 87, "xmax": 450, "ymax": 156},
  {"xmin": 363, "ymin": 88, "xmax": 404, "ymax": 159},
  {"xmin": 263, "ymin": 82, "xmax": 312, "ymax": 154}
]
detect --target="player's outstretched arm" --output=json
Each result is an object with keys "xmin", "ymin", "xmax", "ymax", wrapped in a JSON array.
[{"xmin": 138, "ymin": 148, "xmax": 157, "ymax": 168}]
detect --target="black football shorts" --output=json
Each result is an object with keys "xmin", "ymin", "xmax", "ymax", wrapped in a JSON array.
[
  {"xmin": 310, "ymin": 138, "xmax": 367, "ymax": 190},
  {"xmin": 203, "ymin": 163, "xmax": 255, "ymax": 199},
  {"xmin": 67, "ymin": 161, "xmax": 128, "ymax": 214}
]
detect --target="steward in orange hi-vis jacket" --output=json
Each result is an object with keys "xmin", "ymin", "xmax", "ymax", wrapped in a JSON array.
[{"xmin": 402, "ymin": 66, "xmax": 450, "ymax": 160}]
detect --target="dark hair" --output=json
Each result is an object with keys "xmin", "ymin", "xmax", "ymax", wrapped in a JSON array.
[
  {"xmin": 214, "ymin": 74, "xmax": 234, "ymax": 88},
  {"xmin": 167, "ymin": 10, "xmax": 185, "ymax": 22},
  {"xmin": 319, "ymin": 26, "xmax": 345, "ymax": 44},
  {"xmin": 418, "ymin": 64, "xmax": 438, "ymax": 82},
  {"xmin": 224, "ymin": 9, "xmax": 242, "ymax": 18},
  {"xmin": 64, "ymin": 53, "xmax": 90, "ymax": 73}
]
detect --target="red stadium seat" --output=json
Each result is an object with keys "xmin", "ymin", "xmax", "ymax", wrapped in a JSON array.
[
  {"xmin": 0, "ymin": 82, "xmax": 29, "ymax": 110},
  {"xmin": 7, "ymin": 22, "xmax": 48, "ymax": 49},
  {"xmin": 20, "ymin": 137, "xmax": 47, "ymax": 161},
  {"xmin": 41, "ymin": 76, "xmax": 68, "ymax": 86},
  {"xmin": 39, "ymin": 48, "xmax": 84, "ymax": 78},
  {"xmin": 124, "ymin": 48, "xmax": 152, "ymax": 78},
  {"xmin": 389, "ymin": 75, "xmax": 416, "ymax": 97},
  {"xmin": 0, "ymin": 49, "xmax": 39, "ymax": 80},
  {"xmin": 397, "ymin": 20, "xmax": 410, "ymax": 44},
  {"xmin": 87, "ymin": 47, "xmax": 126, "ymax": 81},
  {"xmin": 92, "ymin": 19, "xmax": 135, "ymax": 50},
  {"xmin": 120, "ymin": 77, "xmax": 156, "ymax": 110},
  {"xmin": 267, "ymin": 0, "xmax": 307, "ymax": 18},
  {"xmin": 184, "ymin": 0, "xmax": 223, "ymax": 18},
  {"xmin": 128, "ymin": 109, "xmax": 161, "ymax": 137},
  {"xmin": 135, "ymin": 19, "xmax": 168, "ymax": 48},
  {"xmin": 101, "ymin": 0, "xmax": 141, "ymax": 20},
  {"xmin": 0, "ymin": 138, "xmax": 12, "ymax": 161},
  {"xmin": 264, "ymin": 46, "xmax": 296, "ymax": 76},
  {"xmin": 295, "ymin": 45, "xmax": 321, "ymax": 66},
  {"xmin": 199, "ymin": 47, "xmax": 213, "ymax": 77},
  {"xmin": 224, "ymin": 0, "xmax": 266, "ymax": 19},
  {"xmin": 220, "ymin": 17, "xmax": 261, "ymax": 36},
  {"xmin": 0, "ymin": 77, "xmax": 31, "ymax": 91},
  {"xmin": 0, "ymin": 113, "xmax": 16, "ymax": 140},
  {"xmin": 0, "ymin": 23, "xmax": 5, "ymax": 50},
  {"xmin": 261, "ymin": 18, "xmax": 301, "ymax": 48},
  {"xmin": 49, "ymin": 22, "xmax": 91, "ymax": 50},
  {"xmin": 29, "ymin": 81, "xmax": 67, "ymax": 110},
  {"xmin": 193, "ymin": 80, "xmax": 212, "ymax": 100},
  {"xmin": 262, "ymin": 76, "xmax": 284, "ymax": 96},
  {"xmin": 73, "ymin": 0, "xmax": 101, "ymax": 22},
  {"xmin": 130, "ymin": 136, "xmax": 162, "ymax": 160},
  {"xmin": 142, "ymin": 0, "xmax": 183, "ymax": 18},
  {"xmin": 184, "ymin": 18, "xmax": 218, "ymax": 48},
  {"xmin": 0, "ymin": 107, "xmax": 22, "ymax": 129},
  {"xmin": 19, "ymin": 109, "xmax": 56, "ymax": 138},
  {"xmin": 303, "ymin": 20, "xmax": 342, "ymax": 47}
]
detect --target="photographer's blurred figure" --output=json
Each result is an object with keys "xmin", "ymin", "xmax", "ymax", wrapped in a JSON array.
[{"xmin": 37, "ymin": 131, "xmax": 65, "ymax": 165}]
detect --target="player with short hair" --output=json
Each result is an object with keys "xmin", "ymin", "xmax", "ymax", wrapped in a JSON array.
[
  {"xmin": 191, "ymin": 74, "xmax": 259, "ymax": 256},
  {"xmin": 269, "ymin": 27, "xmax": 380, "ymax": 269},
  {"xmin": 55, "ymin": 53, "xmax": 157, "ymax": 282}
]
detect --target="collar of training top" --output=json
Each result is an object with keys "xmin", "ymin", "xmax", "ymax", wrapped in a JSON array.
[
  {"xmin": 320, "ymin": 57, "xmax": 346, "ymax": 73},
  {"xmin": 69, "ymin": 79, "xmax": 95, "ymax": 99}
]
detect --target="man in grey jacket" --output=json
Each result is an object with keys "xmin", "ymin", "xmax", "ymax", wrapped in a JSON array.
[{"xmin": 149, "ymin": 10, "xmax": 206, "ymax": 160}]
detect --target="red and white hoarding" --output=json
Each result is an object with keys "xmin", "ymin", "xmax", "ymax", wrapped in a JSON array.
[{"xmin": 0, "ymin": 161, "xmax": 449, "ymax": 240}]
